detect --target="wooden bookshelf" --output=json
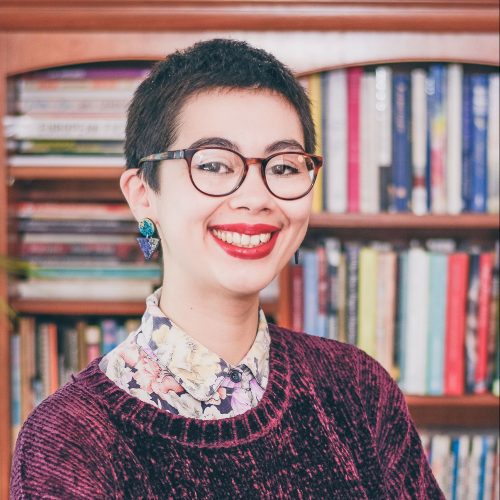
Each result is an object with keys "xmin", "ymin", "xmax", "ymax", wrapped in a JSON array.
[{"xmin": 1, "ymin": 1, "xmax": 499, "ymax": 497}]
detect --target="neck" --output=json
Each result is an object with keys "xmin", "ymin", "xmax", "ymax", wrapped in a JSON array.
[{"xmin": 158, "ymin": 276, "xmax": 261, "ymax": 366}]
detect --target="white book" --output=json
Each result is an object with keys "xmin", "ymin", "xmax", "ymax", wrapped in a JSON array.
[
  {"xmin": 468, "ymin": 435, "xmax": 483, "ymax": 500},
  {"xmin": 483, "ymin": 435, "xmax": 496, "ymax": 500},
  {"xmin": 446, "ymin": 64, "xmax": 463, "ymax": 215},
  {"xmin": 360, "ymin": 73, "xmax": 379, "ymax": 213},
  {"xmin": 430, "ymin": 434, "xmax": 453, "ymax": 498},
  {"xmin": 9, "ymin": 155, "xmax": 125, "ymax": 167},
  {"xmin": 4, "ymin": 115, "xmax": 126, "ymax": 140},
  {"xmin": 22, "ymin": 233, "xmax": 136, "ymax": 244},
  {"xmin": 17, "ymin": 88, "xmax": 136, "ymax": 102},
  {"xmin": 375, "ymin": 66, "xmax": 392, "ymax": 182},
  {"xmin": 401, "ymin": 247, "xmax": 429, "ymax": 395},
  {"xmin": 455, "ymin": 435, "xmax": 470, "ymax": 500},
  {"xmin": 324, "ymin": 70, "xmax": 347, "ymax": 213},
  {"xmin": 488, "ymin": 73, "xmax": 500, "ymax": 213},
  {"xmin": 411, "ymin": 68, "xmax": 428, "ymax": 214}
]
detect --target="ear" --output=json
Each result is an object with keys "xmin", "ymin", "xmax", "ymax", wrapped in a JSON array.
[{"xmin": 120, "ymin": 169, "xmax": 157, "ymax": 223}]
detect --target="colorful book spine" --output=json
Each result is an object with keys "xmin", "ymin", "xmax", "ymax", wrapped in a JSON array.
[
  {"xmin": 465, "ymin": 250, "xmax": 481, "ymax": 393},
  {"xmin": 470, "ymin": 73, "xmax": 489, "ymax": 213},
  {"xmin": 291, "ymin": 264, "xmax": 304, "ymax": 332},
  {"xmin": 428, "ymin": 64, "xmax": 448, "ymax": 214},
  {"xmin": 392, "ymin": 71, "xmax": 411, "ymax": 212},
  {"xmin": 426, "ymin": 252, "xmax": 448, "ymax": 395},
  {"xmin": 302, "ymin": 248, "xmax": 320, "ymax": 336},
  {"xmin": 395, "ymin": 250, "xmax": 409, "ymax": 383},
  {"xmin": 345, "ymin": 242, "xmax": 361, "ymax": 345},
  {"xmin": 462, "ymin": 73, "xmax": 473, "ymax": 211},
  {"xmin": 411, "ymin": 68, "xmax": 428, "ymax": 215},
  {"xmin": 357, "ymin": 247, "xmax": 378, "ymax": 358},
  {"xmin": 309, "ymin": 73, "xmax": 323, "ymax": 213},
  {"xmin": 317, "ymin": 244, "xmax": 329, "ymax": 338},
  {"xmin": 444, "ymin": 252, "xmax": 470, "ymax": 395},
  {"xmin": 347, "ymin": 67, "xmax": 362, "ymax": 213},
  {"xmin": 487, "ymin": 73, "xmax": 500, "ymax": 213},
  {"xmin": 324, "ymin": 238, "xmax": 341, "ymax": 341}
]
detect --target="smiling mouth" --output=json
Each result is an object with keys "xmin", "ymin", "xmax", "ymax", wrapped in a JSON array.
[{"xmin": 210, "ymin": 229, "xmax": 274, "ymax": 248}]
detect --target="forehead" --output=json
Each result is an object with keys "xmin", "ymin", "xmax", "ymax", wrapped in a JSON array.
[{"xmin": 174, "ymin": 88, "xmax": 304, "ymax": 151}]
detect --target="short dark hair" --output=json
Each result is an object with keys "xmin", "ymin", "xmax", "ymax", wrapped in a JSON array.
[{"xmin": 125, "ymin": 38, "xmax": 315, "ymax": 192}]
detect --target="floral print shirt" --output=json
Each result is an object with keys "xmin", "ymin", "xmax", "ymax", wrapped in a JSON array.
[{"xmin": 98, "ymin": 288, "xmax": 270, "ymax": 420}]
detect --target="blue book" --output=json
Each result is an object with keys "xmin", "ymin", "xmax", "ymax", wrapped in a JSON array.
[
  {"xmin": 450, "ymin": 437, "xmax": 460, "ymax": 500},
  {"xmin": 101, "ymin": 319, "xmax": 119, "ymax": 355},
  {"xmin": 345, "ymin": 242, "xmax": 361, "ymax": 345},
  {"xmin": 470, "ymin": 73, "xmax": 489, "ymax": 212},
  {"xmin": 302, "ymin": 248, "xmax": 320, "ymax": 337},
  {"xmin": 426, "ymin": 253, "xmax": 448, "ymax": 395},
  {"xmin": 462, "ymin": 73, "xmax": 473, "ymax": 211},
  {"xmin": 392, "ymin": 72, "xmax": 411, "ymax": 212},
  {"xmin": 396, "ymin": 251, "xmax": 409, "ymax": 389}
]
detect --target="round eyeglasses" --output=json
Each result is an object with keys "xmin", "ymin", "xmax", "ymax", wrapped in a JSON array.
[{"xmin": 138, "ymin": 147, "xmax": 323, "ymax": 200}]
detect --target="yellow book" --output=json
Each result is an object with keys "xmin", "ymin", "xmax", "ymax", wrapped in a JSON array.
[
  {"xmin": 357, "ymin": 247, "xmax": 378, "ymax": 358},
  {"xmin": 308, "ymin": 73, "xmax": 323, "ymax": 213}
]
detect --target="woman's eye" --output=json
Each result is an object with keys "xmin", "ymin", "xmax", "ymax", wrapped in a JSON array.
[
  {"xmin": 269, "ymin": 164, "xmax": 299, "ymax": 176},
  {"xmin": 197, "ymin": 162, "xmax": 232, "ymax": 174}
]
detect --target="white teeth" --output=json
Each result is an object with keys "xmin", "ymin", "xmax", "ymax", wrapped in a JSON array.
[{"xmin": 211, "ymin": 229, "xmax": 274, "ymax": 248}]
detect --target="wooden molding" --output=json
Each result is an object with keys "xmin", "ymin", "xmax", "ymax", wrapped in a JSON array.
[{"xmin": 0, "ymin": 1, "xmax": 498, "ymax": 32}]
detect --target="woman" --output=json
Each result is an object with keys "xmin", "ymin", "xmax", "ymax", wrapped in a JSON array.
[{"xmin": 11, "ymin": 38, "xmax": 444, "ymax": 499}]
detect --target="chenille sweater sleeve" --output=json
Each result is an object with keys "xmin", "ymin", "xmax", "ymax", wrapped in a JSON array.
[
  {"xmin": 10, "ymin": 389, "xmax": 116, "ymax": 500},
  {"xmin": 356, "ymin": 349, "xmax": 445, "ymax": 499}
]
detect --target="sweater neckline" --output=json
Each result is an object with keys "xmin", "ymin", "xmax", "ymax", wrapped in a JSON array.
[{"xmin": 74, "ymin": 323, "xmax": 291, "ymax": 448}]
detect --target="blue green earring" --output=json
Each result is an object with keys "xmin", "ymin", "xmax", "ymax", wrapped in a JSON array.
[{"xmin": 137, "ymin": 218, "xmax": 160, "ymax": 260}]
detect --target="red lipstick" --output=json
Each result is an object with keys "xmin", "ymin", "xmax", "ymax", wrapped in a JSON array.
[{"xmin": 209, "ymin": 223, "xmax": 280, "ymax": 260}]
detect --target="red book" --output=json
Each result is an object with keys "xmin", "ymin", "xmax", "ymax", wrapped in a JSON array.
[
  {"xmin": 48, "ymin": 323, "xmax": 59, "ymax": 395},
  {"xmin": 347, "ymin": 67, "xmax": 362, "ymax": 213},
  {"xmin": 444, "ymin": 253, "xmax": 470, "ymax": 395},
  {"xmin": 474, "ymin": 252, "xmax": 494, "ymax": 393},
  {"xmin": 291, "ymin": 264, "xmax": 304, "ymax": 332}
]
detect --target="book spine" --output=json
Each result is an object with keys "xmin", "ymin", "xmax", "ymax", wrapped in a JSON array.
[
  {"xmin": 13, "ymin": 139, "xmax": 124, "ymax": 155},
  {"xmin": 411, "ymin": 68, "xmax": 428, "ymax": 215},
  {"xmin": 465, "ymin": 251, "xmax": 481, "ymax": 393},
  {"xmin": 18, "ymin": 77, "xmax": 144, "ymax": 92},
  {"xmin": 446, "ymin": 64, "xmax": 463, "ymax": 214},
  {"xmin": 302, "ymin": 249, "xmax": 319, "ymax": 336},
  {"xmin": 487, "ymin": 73, "xmax": 500, "ymax": 213},
  {"xmin": 426, "ymin": 252, "xmax": 448, "ymax": 395},
  {"xmin": 392, "ymin": 72, "xmax": 411, "ymax": 212},
  {"xmin": 10, "ymin": 334, "xmax": 21, "ymax": 447},
  {"xmin": 337, "ymin": 253, "xmax": 348, "ymax": 344},
  {"xmin": 445, "ymin": 252, "xmax": 470, "ymax": 395},
  {"xmin": 317, "ymin": 244, "xmax": 329, "ymax": 338},
  {"xmin": 357, "ymin": 247, "xmax": 378, "ymax": 358},
  {"xmin": 360, "ymin": 73, "xmax": 379, "ymax": 213},
  {"xmin": 291, "ymin": 264, "xmax": 304, "ymax": 332},
  {"xmin": 325, "ymin": 238, "xmax": 341, "ymax": 341},
  {"xmin": 347, "ymin": 67, "xmax": 362, "ymax": 213},
  {"xmin": 470, "ymin": 73, "xmax": 489, "ymax": 213},
  {"xmin": 395, "ymin": 251, "xmax": 409, "ymax": 384},
  {"xmin": 323, "ymin": 70, "xmax": 348, "ymax": 213},
  {"xmin": 309, "ymin": 73, "xmax": 323, "ymax": 213},
  {"xmin": 345, "ymin": 242, "xmax": 361, "ymax": 345},
  {"xmin": 22, "ymin": 66, "xmax": 150, "ymax": 79},
  {"xmin": 17, "ymin": 98, "xmax": 131, "ymax": 115},
  {"xmin": 462, "ymin": 73, "xmax": 473, "ymax": 212},
  {"xmin": 375, "ymin": 66, "xmax": 393, "ymax": 213},
  {"xmin": 489, "ymin": 241, "xmax": 500, "ymax": 395},
  {"xmin": 475, "ymin": 251, "xmax": 494, "ymax": 393}
]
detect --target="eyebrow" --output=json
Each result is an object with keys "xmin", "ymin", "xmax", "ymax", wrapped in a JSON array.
[{"xmin": 187, "ymin": 137, "xmax": 305, "ymax": 155}]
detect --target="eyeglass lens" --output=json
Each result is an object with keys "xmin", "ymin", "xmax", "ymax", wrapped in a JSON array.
[{"xmin": 190, "ymin": 148, "xmax": 315, "ymax": 198}]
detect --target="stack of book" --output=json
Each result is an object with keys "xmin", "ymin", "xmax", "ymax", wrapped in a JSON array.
[
  {"xmin": 10, "ymin": 315, "xmax": 140, "ymax": 445},
  {"xmin": 421, "ymin": 431, "xmax": 499, "ymax": 499},
  {"xmin": 291, "ymin": 239, "xmax": 500, "ymax": 396},
  {"xmin": 13, "ymin": 201, "xmax": 162, "ymax": 300},
  {"xmin": 303, "ymin": 63, "xmax": 499, "ymax": 215},
  {"xmin": 4, "ymin": 64, "xmax": 151, "ymax": 167}
]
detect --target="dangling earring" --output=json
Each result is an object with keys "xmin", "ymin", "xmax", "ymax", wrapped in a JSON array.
[
  {"xmin": 294, "ymin": 249, "xmax": 300, "ymax": 265},
  {"xmin": 137, "ymin": 218, "xmax": 160, "ymax": 260}
]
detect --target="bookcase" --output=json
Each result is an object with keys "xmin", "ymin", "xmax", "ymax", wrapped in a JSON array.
[{"xmin": 1, "ymin": 1, "xmax": 499, "ymax": 496}]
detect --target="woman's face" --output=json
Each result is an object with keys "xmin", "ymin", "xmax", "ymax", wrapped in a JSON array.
[{"xmin": 150, "ymin": 88, "xmax": 313, "ymax": 298}]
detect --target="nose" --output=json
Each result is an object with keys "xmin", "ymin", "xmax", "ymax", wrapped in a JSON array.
[{"xmin": 228, "ymin": 160, "xmax": 274, "ymax": 212}]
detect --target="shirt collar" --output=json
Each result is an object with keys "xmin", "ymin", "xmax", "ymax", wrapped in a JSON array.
[{"xmin": 133, "ymin": 288, "xmax": 270, "ymax": 402}]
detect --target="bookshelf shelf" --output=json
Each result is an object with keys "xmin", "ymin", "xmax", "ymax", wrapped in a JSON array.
[
  {"xmin": 10, "ymin": 298, "xmax": 278, "ymax": 317},
  {"xmin": 407, "ymin": 394, "xmax": 500, "ymax": 429}
]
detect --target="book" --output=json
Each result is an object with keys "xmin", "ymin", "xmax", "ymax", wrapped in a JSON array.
[
  {"xmin": 8, "ymin": 155, "xmax": 125, "ymax": 167},
  {"xmin": 290, "ymin": 263, "xmax": 304, "ymax": 332},
  {"xmin": 375, "ymin": 66, "xmax": 393, "ymax": 213},
  {"xmin": 11, "ymin": 139, "xmax": 124, "ymax": 155},
  {"xmin": 487, "ymin": 73, "xmax": 499, "ymax": 213},
  {"xmin": 357, "ymin": 246, "xmax": 378, "ymax": 358},
  {"xmin": 462, "ymin": 73, "xmax": 473, "ymax": 212},
  {"xmin": 317, "ymin": 244, "xmax": 329, "ymax": 338},
  {"xmin": 16, "ymin": 98, "xmax": 131, "ymax": 115},
  {"xmin": 401, "ymin": 246, "xmax": 429, "ymax": 395},
  {"xmin": 489, "ymin": 241, "xmax": 500, "ymax": 396},
  {"xmin": 392, "ymin": 71, "xmax": 411, "ymax": 212},
  {"xmin": 302, "ymin": 248, "xmax": 319, "ymax": 336},
  {"xmin": 17, "ymin": 202, "xmax": 134, "ymax": 220},
  {"xmin": 4, "ymin": 115, "xmax": 126, "ymax": 140},
  {"xmin": 428, "ymin": 64, "xmax": 448, "ymax": 214},
  {"xmin": 324, "ymin": 238, "xmax": 341, "ymax": 341},
  {"xmin": 359, "ymin": 73, "xmax": 379, "ymax": 213},
  {"xmin": 322, "ymin": 70, "xmax": 347, "ymax": 213},
  {"xmin": 426, "ymin": 252, "xmax": 448, "ymax": 395},
  {"xmin": 309, "ymin": 73, "xmax": 323, "ymax": 213},
  {"xmin": 21, "ymin": 66, "xmax": 150, "ymax": 80},
  {"xmin": 347, "ymin": 67, "xmax": 362, "ymax": 213},
  {"xmin": 17, "ymin": 77, "xmax": 144, "ymax": 92},
  {"xmin": 345, "ymin": 242, "xmax": 361, "ymax": 346},
  {"xmin": 446, "ymin": 64, "xmax": 463, "ymax": 215},
  {"xmin": 411, "ymin": 68, "xmax": 428, "ymax": 215},
  {"xmin": 470, "ymin": 73, "xmax": 489, "ymax": 213},
  {"xmin": 475, "ymin": 251, "xmax": 494, "ymax": 393},
  {"xmin": 395, "ymin": 250, "xmax": 409, "ymax": 384},
  {"xmin": 10, "ymin": 334, "xmax": 21, "ymax": 447},
  {"xmin": 18, "ymin": 218, "xmax": 137, "ymax": 234},
  {"xmin": 444, "ymin": 252, "xmax": 470, "ymax": 395},
  {"xmin": 19, "ymin": 317, "xmax": 36, "ymax": 422}
]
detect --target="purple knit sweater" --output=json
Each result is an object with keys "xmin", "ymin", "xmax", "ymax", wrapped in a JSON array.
[{"xmin": 11, "ymin": 324, "xmax": 444, "ymax": 499}]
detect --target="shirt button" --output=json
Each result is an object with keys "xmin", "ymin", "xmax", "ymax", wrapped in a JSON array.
[{"xmin": 229, "ymin": 369, "xmax": 242, "ymax": 383}]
